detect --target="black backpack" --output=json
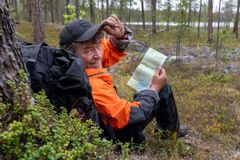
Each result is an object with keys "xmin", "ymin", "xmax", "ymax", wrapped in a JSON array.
[
  {"xmin": 20, "ymin": 42, "xmax": 99, "ymax": 124},
  {"xmin": 20, "ymin": 42, "xmax": 115, "ymax": 140}
]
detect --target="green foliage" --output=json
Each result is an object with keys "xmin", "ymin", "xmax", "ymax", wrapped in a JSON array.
[
  {"xmin": 197, "ymin": 73, "xmax": 230, "ymax": 83},
  {"xmin": 14, "ymin": 17, "xmax": 240, "ymax": 159},
  {"xmin": 0, "ymin": 71, "xmax": 114, "ymax": 159},
  {"xmin": 112, "ymin": 50, "xmax": 240, "ymax": 159},
  {"xmin": 119, "ymin": 142, "xmax": 130, "ymax": 160},
  {"xmin": 213, "ymin": 29, "xmax": 231, "ymax": 49},
  {"xmin": 175, "ymin": 0, "xmax": 189, "ymax": 26},
  {"xmin": 63, "ymin": 4, "xmax": 86, "ymax": 24}
]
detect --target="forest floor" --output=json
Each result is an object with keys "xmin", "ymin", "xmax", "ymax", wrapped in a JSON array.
[
  {"xmin": 16, "ymin": 22, "xmax": 240, "ymax": 160},
  {"xmin": 114, "ymin": 59, "xmax": 240, "ymax": 160}
]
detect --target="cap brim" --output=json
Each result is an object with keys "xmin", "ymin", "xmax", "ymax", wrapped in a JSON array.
[{"xmin": 76, "ymin": 24, "xmax": 103, "ymax": 42}]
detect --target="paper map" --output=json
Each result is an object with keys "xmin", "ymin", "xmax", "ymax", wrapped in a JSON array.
[{"xmin": 127, "ymin": 48, "xmax": 167, "ymax": 91}]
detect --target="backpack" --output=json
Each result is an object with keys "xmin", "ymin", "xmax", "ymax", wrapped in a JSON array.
[
  {"xmin": 20, "ymin": 42, "xmax": 99, "ymax": 124},
  {"xmin": 20, "ymin": 42, "xmax": 115, "ymax": 140}
]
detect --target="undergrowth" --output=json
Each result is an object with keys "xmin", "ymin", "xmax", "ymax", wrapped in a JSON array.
[
  {"xmin": 112, "ymin": 52, "xmax": 240, "ymax": 159},
  {"xmin": 14, "ymin": 22, "xmax": 240, "ymax": 159},
  {"xmin": 0, "ymin": 71, "xmax": 115, "ymax": 159}
]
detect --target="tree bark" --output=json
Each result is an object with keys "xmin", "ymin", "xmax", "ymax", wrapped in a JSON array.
[
  {"xmin": 106, "ymin": 0, "xmax": 109, "ymax": 18},
  {"xmin": 128, "ymin": 0, "xmax": 132, "ymax": 25},
  {"xmin": 31, "ymin": 0, "xmax": 44, "ymax": 43},
  {"xmin": 13, "ymin": 0, "xmax": 19, "ymax": 21},
  {"xmin": 233, "ymin": 0, "xmax": 240, "ymax": 39},
  {"xmin": 75, "ymin": 0, "xmax": 80, "ymax": 19},
  {"xmin": 44, "ymin": 1, "xmax": 48, "ymax": 22},
  {"xmin": 215, "ymin": 0, "xmax": 222, "ymax": 60},
  {"xmin": 119, "ymin": 0, "xmax": 124, "ymax": 21},
  {"xmin": 27, "ymin": 0, "xmax": 32, "ymax": 22},
  {"xmin": 188, "ymin": 0, "xmax": 192, "ymax": 27},
  {"xmin": 89, "ymin": 0, "xmax": 95, "ymax": 23},
  {"xmin": 66, "ymin": 0, "xmax": 70, "ymax": 22},
  {"xmin": 0, "ymin": 1, "xmax": 28, "ymax": 104},
  {"xmin": 110, "ymin": 0, "xmax": 114, "ymax": 15},
  {"xmin": 141, "ymin": 0, "xmax": 145, "ymax": 30},
  {"xmin": 166, "ymin": 0, "xmax": 170, "ymax": 31},
  {"xmin": 197, "ymin": 0, "xmax": 202, "ymax": 39},
  {"xmin": 53, "ymin": 0, "xmax": 60, "ymax": 23},
  {"xmin": 101, "ymin": 0, "xmax": 104, "ymax": 20},
  {"xmin": 208, "ymin": 0, "xmax": 213, "ymax": 43},
  {"xmin": 50, "ymin": 0, "xmax": 54, "ymax": 23},
  {"xmin": 151, "ymin": 0, "xmax": 157, "ymax": 33}
]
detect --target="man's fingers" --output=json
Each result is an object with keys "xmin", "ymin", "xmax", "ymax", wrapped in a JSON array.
[
  {"xmin": 154, "ymin": 68, "xmax": 160, "ymax": 75},
  {"xmin": 103, "ymin": 25, "xmax": 112, "ymax": 33},
  {"xmin": 160, "ymin": 68, "xmax": 166, "ymax": 76},
  {"xmin": 102, "ymin": 18, "xmax": 118, "ymax": 27},
  {"xmin": 110, "ymin": 14, "xmax": 119, "ymax": 21},
  {"xmin": 101, "ymin": 15, "xmax": 124, "ymax": 38},
  {"xmin": 111, "ymin": 14, "xmax": 118, "ymax": 19}
]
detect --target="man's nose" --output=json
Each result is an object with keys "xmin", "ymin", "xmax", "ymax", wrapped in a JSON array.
[{"xmin": 93, "ymin": 50, "xmax": 102, "ymax": 58}]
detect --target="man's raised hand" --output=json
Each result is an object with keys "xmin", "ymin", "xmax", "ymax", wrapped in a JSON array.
[{"xmin": 101, "ymin": 14, "xmax": 125, "ymax": 39}]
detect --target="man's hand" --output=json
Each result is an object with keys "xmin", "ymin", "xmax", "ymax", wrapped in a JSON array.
[
  {"xmin": 101, "ymin": 14, "xmax": 125, "ymax": 39},
  {"xmin": 150, "ymin": 68, "xmax": 167, "ymax": 92}
]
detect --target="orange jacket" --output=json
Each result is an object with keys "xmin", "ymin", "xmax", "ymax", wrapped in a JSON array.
[
  {"xmin": 86, "ymin": 38, "xmax": 159, "ymax": 129},
  {"xmin": 101, "ymin": 38, "xmax": 127, "ymax": 68},
  {"xmin": 86, "ymin": 68, "xmax": 140, "ymax": 129}
]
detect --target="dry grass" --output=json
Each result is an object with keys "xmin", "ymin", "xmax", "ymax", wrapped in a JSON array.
[
  {"xmin": 15, "ymin": 21, "xmax": 62, "ymax": 47},
  {"xmin": 112, "ymin": 57, "xmax": 240, "ymax": 159}
]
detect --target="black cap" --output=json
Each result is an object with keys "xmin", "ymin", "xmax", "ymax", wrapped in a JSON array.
[{"xmin": 59, "ymin": 20, "xmax": 103, "ymax": 46}]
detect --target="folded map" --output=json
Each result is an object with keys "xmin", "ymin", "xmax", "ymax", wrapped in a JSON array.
[{"xmin": 127, "ymin": 48, "xmax": 167, "ymax": 91}]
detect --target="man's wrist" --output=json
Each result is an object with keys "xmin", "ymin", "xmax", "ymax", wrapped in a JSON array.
[{"xmin": 116, "ymin": 25, "xmax": 132, "ymax": 40}]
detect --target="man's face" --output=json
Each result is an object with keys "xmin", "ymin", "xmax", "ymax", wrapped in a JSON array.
[{"xmin": 75, "ymin": 42, "xmax": 102, "ymax": 69}]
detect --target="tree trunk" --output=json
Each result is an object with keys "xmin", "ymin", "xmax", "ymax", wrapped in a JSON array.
[
  {"xmin": 61, "ymin": 0, "xmax": 66, "ymax": 24},
  {"xmin": 215, "ymin": 0, "xmax": 222, "ymax": 60},
  {"xmin": 50, "ymin": 0, "xmax": 54, "ymax": 23},
  {"xmin": 22, "ymin": 0, "xmax": 26, "ymax": 20},
  {"xmin": 119, "ymin": 0, "xmax": 124, "ymax": 21},
  {"xmin": 27, "ymin": 0, "xmax": 32, "ymax": 22},
  {"xmin": 0, "ymin": 1, "xmax": 29, "ymax": 104},
  {"xmin": 8, "ymin": 0, "xmax": 14, "ymax": 5},
  {"xmin": 166, "ymin": 0, "xmax": 170, "ymax": 31},
  {"xmin": 44, "ymin": 1, "xmax": 48, "ymax": 22},
  {"xmin": 110, "ymin": 0, "xmax": 114, "ymax": 15},
  {"xmin": 197, "ymin": 0, "xmax": 202, "ymax": 39},
  {"xmin": 13, "ymin": 0, "xmax": 19, "ymax": 21},
  {"xmin": 101, "ymin": 0, "xmax": 104, "ymax": 20},
  {"xmin": 54, "ymin": 0, "xmax": 60, "ymax": 23},
  {"xmin": 106, "ymin": 0, "xmax": 109, "ymax": 18},
  {"xmin": 128, "ymin": 0, "xmax": 132, "ymax": 25},
  {"xmin": 75, "ymin": 0, "xmax": 80, "ymax": 19},
  {"xmin": 141, "ymin": 0, "xmax": 145, "ymax": 30},
  {"xmin": 208, "ymin": 0, "xmax": 213, "ymax": 43},
  {"xmin": 66, "ymin": 0, "xmax": 70, "ymax": 22},
  {"xmin": 89, "ymin": 0, "xmax": 95, "ymax": 23},
  {"xmin": 151, "ymin": 0, "xmax": 157, "ymax": 33},
  {"xmin": 233, "ymin": 0, "xmax": 240, "ymax": 39},
  {"xmin": 188, "ymin": 0, "xmax": 192, "ymax": 27},
  {"xmin": 31, "ymin": 0, "xmax": 44, "ymax": 43}
]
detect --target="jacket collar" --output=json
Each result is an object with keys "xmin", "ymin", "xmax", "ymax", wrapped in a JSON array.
[
  {"xmin": 86, "ymin": 68, "xmax": 108, "ymax": 77},
  {"xmin": 86, "ymin": 68, "xmax": 113, "ymax": 86}
]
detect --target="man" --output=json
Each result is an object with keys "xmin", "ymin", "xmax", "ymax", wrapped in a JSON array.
[{"xmin": 59, "ymin": 15, "xmax": 187, "ymax": 143}]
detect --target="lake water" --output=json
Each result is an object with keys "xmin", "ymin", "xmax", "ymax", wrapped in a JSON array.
[{"xmin": 125, "ymin": 22, "xmax": 235, "ymax": 28}]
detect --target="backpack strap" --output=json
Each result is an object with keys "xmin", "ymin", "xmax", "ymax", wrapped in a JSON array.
[
  {"xmin": 24, "ymin": 42, "xmax": 48, "ymax": 73},
  {"xmin": 31, "ymin": 42, "xmax": 48, "ymax": 61}
]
